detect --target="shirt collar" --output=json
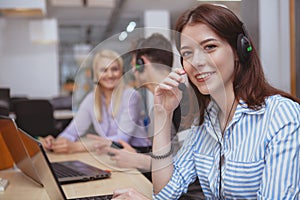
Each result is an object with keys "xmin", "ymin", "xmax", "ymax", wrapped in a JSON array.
[
  {"xmin": 235, "ymin": 99, "xmax": 266, "ymax": 115},
  {"xmin": 206, "ymin": 98, "xmax": 266, "ymax": 114},
  {"xmin": 204, "ymin": 98, "xmax": 266, "ymax": 127}
]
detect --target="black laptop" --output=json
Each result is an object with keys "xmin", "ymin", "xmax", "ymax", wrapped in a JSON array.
[
  {"xmin": 0, "ymin": 116, "xmax": 113, "ymax": 199},
  {"xmin": 51, "ymin": 160, "xmax": 111, "ymax": 184}
]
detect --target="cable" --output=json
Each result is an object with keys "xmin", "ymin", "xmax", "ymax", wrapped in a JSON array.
[
  {"xmin": 206, "ymin": 109, "xmax": 223, "ymax": 198},
  {"xmin": 205, "ymin": 98, "xmax": 235, "ymax": 199}
]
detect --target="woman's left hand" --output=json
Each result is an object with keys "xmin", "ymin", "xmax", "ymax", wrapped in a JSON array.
[
  {"xmin": 112, "ymin": 188, "xmax": 150, "ymax": 200},
  {"xmin": 86, "ymin": 134, "xmax": 112, "ymax": 154}
]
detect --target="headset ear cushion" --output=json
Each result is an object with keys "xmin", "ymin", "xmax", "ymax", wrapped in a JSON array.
[
  {"xmin": 136, "ymin": 58, "xmax": 145, "ymax": 72},
  {"xmin": 237, "ymin": 33, "xmax": 251, "ymax": 63}
]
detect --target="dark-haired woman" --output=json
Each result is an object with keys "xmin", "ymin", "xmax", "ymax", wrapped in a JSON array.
[
  {"xmin": 111, "ymin": 4, "xmax": 300, "ymax": 200},
  {"xmin": 152, "ymin": 4, "xmax": 300, "ymax": 200}
]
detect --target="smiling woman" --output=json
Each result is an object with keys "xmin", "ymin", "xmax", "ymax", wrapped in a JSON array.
[
  {"xmin": 151, "ymin": 3, "xmax": 300, "ymax": 200},
  {"xmin": 180, "ymin": 24, "xmax": 236, "ymax": 97}
]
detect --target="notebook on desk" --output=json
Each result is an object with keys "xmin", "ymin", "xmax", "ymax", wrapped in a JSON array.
[{"xmin": 0, "ymin": 116, "xmax": 113, "ymax": 200}]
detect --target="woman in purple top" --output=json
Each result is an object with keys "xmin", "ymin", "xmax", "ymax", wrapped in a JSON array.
[{"xmin": 41, "ymin": 49, "xmax": 150, "ymax": 153}]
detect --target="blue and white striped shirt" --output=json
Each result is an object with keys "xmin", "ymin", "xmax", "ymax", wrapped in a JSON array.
[{"xmin": 154, "ymin": 95, "xmax": 300, "ymax": 199}]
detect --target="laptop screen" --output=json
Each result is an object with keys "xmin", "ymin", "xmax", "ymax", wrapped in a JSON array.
[
  {"xmin": 0, "ymin": 117, "xmax": 42, "ymax": 185},
  {"xmin": 0, "ymin": 116, "xmax": 66, "ymax": 200}
]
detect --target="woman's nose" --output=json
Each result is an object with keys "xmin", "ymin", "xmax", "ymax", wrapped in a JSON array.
[
  {"xmin": 191, "ymin": 49, "xmax": 206, "ymax": 68},
  {"xmin": 107, "ymin": 69, "xmax": 113, "ymax": 77}
]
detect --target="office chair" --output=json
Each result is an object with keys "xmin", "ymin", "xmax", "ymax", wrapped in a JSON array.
[
  {"xmin": 50, "ymin": 95, "xmax": 73, "ymax": 131},
  {"xmin": 9, "ymin": 96, "xmax": 28, "ymax": 113},
  {"xmin": 50, "ymin": 95, "xmax": 72, "ymax": 110},
  {"xmin": 0, "ymin": 88, "xmax": 10, "ymax": 116},
  {"xmin": 14, "ymin": 99, "xmax": 60, "ymax": 138}
]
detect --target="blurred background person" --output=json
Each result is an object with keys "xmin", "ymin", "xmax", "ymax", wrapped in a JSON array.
[{"xmin": 41, "ymin": 49, "xmax": 150, "ymax": 154}]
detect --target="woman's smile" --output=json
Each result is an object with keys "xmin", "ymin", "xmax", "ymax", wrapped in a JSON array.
[{"xmin": 195, "ymin": 71, "xmax": 216, "ymax": 82}]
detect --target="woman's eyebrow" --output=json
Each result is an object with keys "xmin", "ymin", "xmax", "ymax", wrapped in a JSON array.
[
  {"xmin": 180, "ymin": 38, "xmax": 218, "ymax": 51},
  {"xmin": 199, "ymin": 38, "xmax": 218, "ymax": 45},
  {"xmin": 180, "ymin": 46, "xmax": 190, "ymax": 51}
]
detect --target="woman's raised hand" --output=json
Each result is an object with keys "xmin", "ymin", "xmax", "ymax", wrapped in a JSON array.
[{"xmin": 154, "ymin": 68, "xmax": 186, "ymax": 114}]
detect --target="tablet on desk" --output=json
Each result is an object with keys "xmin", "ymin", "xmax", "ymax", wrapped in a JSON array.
[{"xmin": 0, "ymin": 116, "xmax": 113, "ymax": 200}]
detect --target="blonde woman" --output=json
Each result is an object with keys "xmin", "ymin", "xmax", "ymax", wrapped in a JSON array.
[{"xmin": 42, "ymin": 50, "xmax": 150, "ymax": 154}]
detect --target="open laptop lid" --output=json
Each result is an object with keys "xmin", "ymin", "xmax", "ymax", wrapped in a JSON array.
[
  {"xmin": 17, "ymin": 126, "xmax": 114, "ymax": 200},
  {"xmin": 18, "ymin": 128, "xmax": 67, "ymax": 200},
  {"xmin": 0, "ymin": 116, "xmax": 43, "ymax": 186},
  {"xmin": 0, "ymin": 116, "xmax": 66, "ymax": 199}
]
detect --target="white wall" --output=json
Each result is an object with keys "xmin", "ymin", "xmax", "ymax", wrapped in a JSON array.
[
  {"xmin": 259, "ymin": 0, "xmax": 290, "ymax": 92},
  {"xmin": 144, "ymin": 10, "xmax": 171, "ymax": 40},
  {"xmin": 0, "ymin": 19, "xmax": 59, "ymax": 98}
]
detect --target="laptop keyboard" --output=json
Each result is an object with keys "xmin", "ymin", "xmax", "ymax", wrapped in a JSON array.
[
  {"xmin": 51, "ymin": 162, "xmax": 85, "ymax": 178},
  {"xmin": 72, "ymin": 194, "xmax": 113, "ymax": 200}
]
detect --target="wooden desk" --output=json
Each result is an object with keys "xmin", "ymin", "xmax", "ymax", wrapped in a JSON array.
[{"xmin": 0, "ymin": 152, "xmax": 153, "ymax": 199}]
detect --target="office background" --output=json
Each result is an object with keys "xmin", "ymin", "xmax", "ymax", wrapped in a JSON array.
[{"xmin": 0, "ymin": 0, "xmax": 298, "ymax": 100}]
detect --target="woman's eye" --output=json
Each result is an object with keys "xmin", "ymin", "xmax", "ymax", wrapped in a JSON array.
[
  {"xmin": 111, "ymin": 67, "xmax": 120, "ymax": 72},
  {"xmin": 181, "ymin": 51, "xmax": 192, "ymax": 58},
  {"xmin": 204, "ymin": 44, "xmax": 217, "ymax": 52}
]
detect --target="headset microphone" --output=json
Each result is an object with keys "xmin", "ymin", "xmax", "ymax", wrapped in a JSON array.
[{"xmin": 178, "ymin": 83, "xmax": 186, "ymax": 91}]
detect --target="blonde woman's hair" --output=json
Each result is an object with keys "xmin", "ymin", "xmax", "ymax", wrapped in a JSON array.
[{"xmin": 93, "ymin": 49, "xmax": 125, "ymax": 122}]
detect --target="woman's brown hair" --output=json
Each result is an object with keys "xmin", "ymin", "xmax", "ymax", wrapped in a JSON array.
[{"xmin": 175, "ymin": 4, "xmax": 300, "ymax": 125}]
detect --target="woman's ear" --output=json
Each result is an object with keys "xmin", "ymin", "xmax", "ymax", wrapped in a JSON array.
[{"xmin": 234, "ymin": 51, "xmax": 239, "ymax": 61}]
